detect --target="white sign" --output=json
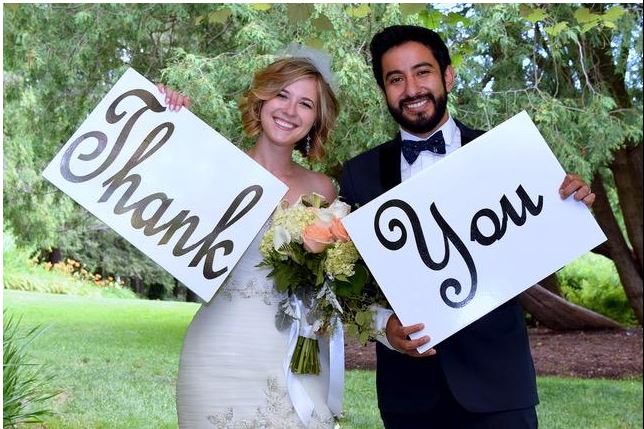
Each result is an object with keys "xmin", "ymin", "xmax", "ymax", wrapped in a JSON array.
[
  {"xmin": 43, "ymin": 68, "xmax": 288, "ymax": 302},
  {"xmin": 342, "ymin": 111, "xmax": 606, "ymax": 352}
]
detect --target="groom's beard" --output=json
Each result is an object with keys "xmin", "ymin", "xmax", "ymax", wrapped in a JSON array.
[{"xmin": 387, "ymin": 89, "xmax": 448, "ymax": 135}]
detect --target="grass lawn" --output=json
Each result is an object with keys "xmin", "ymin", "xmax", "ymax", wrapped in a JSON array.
[{"xmin": 3, "ymin": 290, "xmax": 642, "ymax": 428}]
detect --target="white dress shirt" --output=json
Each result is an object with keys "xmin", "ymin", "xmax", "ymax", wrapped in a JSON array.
[{"xmin": 374, "ymin": 115, "xmax": 462, "ymax": 350}]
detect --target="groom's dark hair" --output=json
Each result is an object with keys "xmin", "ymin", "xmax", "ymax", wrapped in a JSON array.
[{"xmin": 369, "ymin": 25, "xmax": 452, "ymax": 90}]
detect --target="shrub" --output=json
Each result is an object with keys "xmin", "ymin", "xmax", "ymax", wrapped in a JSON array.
[
  {"xmin": 559, "ymin": 253, "xmax": 637, "ymax": 326},
  {"xmin": 3, "ymin": 313, "xmax": 59, "ymax": 427},
  {"xmin": 3, "ymin": 230, "xmax": 137, "ymax": 299}
]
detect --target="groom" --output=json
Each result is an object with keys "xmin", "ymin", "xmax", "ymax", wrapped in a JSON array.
[{"xmin": 339, "ymin": 25, "xmax": 595, "ymax": 428}]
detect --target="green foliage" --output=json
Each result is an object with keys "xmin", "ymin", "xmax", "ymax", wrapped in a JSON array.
[
  {"xmin": 3, "ymin": 3, "xmax": 642, "ymax": 305},
  {"xmin": 559, "ymin": 253, "xmax": 637, "ymax": 326},
  {"xmin": 3, "ymin": 312, "xmax": 59, "ymax": 427},
  {"xmin": 3, "ymin": 229, "xmax": 138, "ymax": 299}
]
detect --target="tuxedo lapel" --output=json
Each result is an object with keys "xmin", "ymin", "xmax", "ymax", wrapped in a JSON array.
[
  {"xmin": 455, "ymin": 119, "xmax": 484, "ymax": 146},
  {"xmin": 379, "ymin": 134, "xmax": 402, "ymax": 193}
]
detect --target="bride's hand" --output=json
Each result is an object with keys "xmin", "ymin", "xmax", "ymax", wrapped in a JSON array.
[{"xmin": 156, "ymin": 83, "xmax": 191, "ymax": 112}]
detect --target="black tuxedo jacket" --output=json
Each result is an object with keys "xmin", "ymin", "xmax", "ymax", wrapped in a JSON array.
[{"xmin": 339, "ymin": 120, "xmax": 539, "ymax": 413}]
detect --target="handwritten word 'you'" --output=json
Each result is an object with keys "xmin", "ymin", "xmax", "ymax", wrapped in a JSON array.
[
  {"xmin": 59, "ymin": 89, "xmax": 263, "ymax": 280},
  {"xmin": 374, "ymin": 186, "xmax": 543, "ymax": 308}
]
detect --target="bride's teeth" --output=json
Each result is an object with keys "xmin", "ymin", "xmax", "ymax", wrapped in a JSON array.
[{"xmin": 275, "ymin": 118, "xmax": 295, "ymax": 129}]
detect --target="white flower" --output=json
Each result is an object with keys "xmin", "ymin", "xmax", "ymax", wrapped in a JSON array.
[
  {"xmin": 317, "ymin": 199, "xmax": 352, "ymax": 225},
  {"xmin": 273, "ymin": 225, "xmax": 292, "ymax": 254}
]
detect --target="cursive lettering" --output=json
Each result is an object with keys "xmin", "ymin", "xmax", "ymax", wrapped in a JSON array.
[
  {"xmin": 58, "ymin": 88, "xmax": 264, "ymax": 282},
  {"xmin": 374, "ymin": 199, "xmax": 477, "ymax": 308},
  {"xmin": 470, "ymin": 185, "xmax": 543, "ymax": 246},
  {"xmin": 373, "ymin": 184, "xmax": 543, "ymax": 308}
]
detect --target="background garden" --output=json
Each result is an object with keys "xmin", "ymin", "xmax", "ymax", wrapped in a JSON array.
[{"xmin": 3, "ymin": 3, "xmax": 642, "ymax": 428}]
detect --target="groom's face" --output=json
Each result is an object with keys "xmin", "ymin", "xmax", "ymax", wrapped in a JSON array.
[{"xmin": 380, "ymin": 41, "xmax": 454, "ymax": 138}]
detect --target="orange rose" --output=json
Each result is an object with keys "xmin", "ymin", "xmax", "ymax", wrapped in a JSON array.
[
  {"xmin": 330, "ymin": 218, "xmax": 350, "ymax": 242},
  {"xmin": 302, "ymin": 223, "xmax": 334, "ymax": 253}
]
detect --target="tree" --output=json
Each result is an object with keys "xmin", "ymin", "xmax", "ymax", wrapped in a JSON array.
[
  {"xmin": 447, "ymin": 3, "xmax": 643, "ymax": 324},
  {"xmin": 3, "ymin": 4, "xmax": 225, "ymax": 295},
  {"xmin": 3, "ymin": 4, "xmax": 641, "ymax": 320}
]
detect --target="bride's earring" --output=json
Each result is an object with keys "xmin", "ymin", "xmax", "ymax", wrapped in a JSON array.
[{"xmin": 305, "ymin": 134, "xmax": 311, "ymax": 155}]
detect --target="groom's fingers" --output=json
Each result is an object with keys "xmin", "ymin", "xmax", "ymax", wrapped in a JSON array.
[
  {"xmin": 401, "ymin": 323, "xmax": 424, "ymax": 337},
  {"xmin": 403, "ymin": 335, "xmax": 430, "ymax": 351},
  {"xmin": 407, "ymin": 346, "xmax": 437, "ymax": 358}
]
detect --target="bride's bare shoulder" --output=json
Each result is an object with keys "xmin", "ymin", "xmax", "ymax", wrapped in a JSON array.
[{"xmin": 296, "ymin": 166, "xmax": 337, "ymax": 202}]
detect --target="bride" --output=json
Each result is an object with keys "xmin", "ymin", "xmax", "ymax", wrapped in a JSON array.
[{"xmin": 160, "ymin": 53, "xmax": 341, "ymax": 428}]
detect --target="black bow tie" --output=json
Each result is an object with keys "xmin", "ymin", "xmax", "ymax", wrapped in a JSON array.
[{"xmin": 401, "ymin": 131, "xmax": 446, "ymax": 165}]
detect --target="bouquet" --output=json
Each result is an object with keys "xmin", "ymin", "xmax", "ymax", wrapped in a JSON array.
[{"xmin": 258, "ymin": 193, "xmax": 386, "ymax": 375}]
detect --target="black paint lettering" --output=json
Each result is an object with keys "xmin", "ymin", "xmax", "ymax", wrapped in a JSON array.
[
  {"xmin": 185, "ymin": 185, "xmax": 264, "ymax": 279},
  {"xmin": 471, "ymin": 185, "xmax": 544, "ymax": 246},
  {"xmin": 130, "ymin": 193, "xmax": 174, "ymax": 230},
  {"xmin": 58, "ymin": 87, "xmax": 267, "ymax": 284},
  {"xmin": 374, "ymin": 199, "xmax": 477, "ymax": 308},
  {"xmin": 99, "ymin": 122, "xmax": 174, "ymax": 204},
  {"xmin": 59, "ymin": 89, "xmax": 166, "ymax": 184}
]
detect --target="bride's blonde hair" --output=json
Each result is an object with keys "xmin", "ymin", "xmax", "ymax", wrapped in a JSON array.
[{"xmin": 239, "ymin": 58, "xmax": 339, "ymax": 161}]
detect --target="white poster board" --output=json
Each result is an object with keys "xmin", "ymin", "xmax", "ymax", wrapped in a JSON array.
[
  {"xmin": 42, "ymin": 68, "xmax": 288, "ymax": 302},
  {"xmin": 342, "ymin": 111, "xmax": 606, "ymax": 352}
]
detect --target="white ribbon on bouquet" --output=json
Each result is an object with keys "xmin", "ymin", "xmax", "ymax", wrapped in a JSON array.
[{"xmin": 283, "ymin": 295, "xmax": 344, "ymax": 426}]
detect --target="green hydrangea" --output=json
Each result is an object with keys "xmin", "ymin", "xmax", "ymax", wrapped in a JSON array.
[
  {"xmin": 272, "ymin": 205, "xmax": 317, "ymax": 243},
  {"xmin": 325, "ymin": 241, "xmax": 360, "ymax": 278},
  {"xmin": 259, "ymin": 228, "xmax": 274, "ymax": 257}
]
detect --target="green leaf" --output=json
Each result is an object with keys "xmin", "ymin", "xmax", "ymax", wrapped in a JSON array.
[
  {"xmin": 581, "ymin": 21, "xmax": 599, "ymax": 34},
  {"xmin": 544, "ymin": 21, "xmax": 569, "ymax": 37},
  {"xmin": 419, "ymin": 9, "xmax": 442, "ymax": 29},
  {"xmin": 250, "ymin": 4, "xmax": 272, "ymax": 12},
  {"xmin": 287, "ymin": 4, "xmax": 314, "ymax": 24},
  {"xmin": 602, "ymin": 6, "xmax": 625, "ymax": 23},
  {"xmin": 332, "ymin": 264, "xmax": 368, "ymax": 298},
  {"xmin": 451, "ymin": 53, "xmax": 463, "ymax": 69},
  {"xmin": 525, "ymin": 8, "xmax": 548, "ymax": 24},
  {"xmin": 603, "ymin": 21, "xmax": 616, "ymax": 30},
  {"xmin": 355, "ymin": 310, "xmax": 372, "ymax": 326},
  {"xmin": 574, "ymin": 7, "xmax": 598, "ymax": 24},
  {"xmin": 194, "ymin": 15, "xmax": 204, "ymax": 26},
  {"xmin": 446, "ymin": 12, "xmax": 468, "ymax": 26},
  {"xmin": 208, "ymin": 8, "xmax": 231, "ymax": 25},
  {"xmin": 346, "ymin": 4, "xmax": 371, "ymax": 19},
  {"xmin": 400, "ymin": 4, "xmax": 426, "ymax": 17},
  {"xmin": 312, "ymin": 14, "xmax": 334, "ymax": 32},
  {"xmin": 345, "ymin": 323, "xmax": 359, "ymax": 338}
]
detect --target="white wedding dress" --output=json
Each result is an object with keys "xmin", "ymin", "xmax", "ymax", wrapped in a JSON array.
[{"xmin": 176, "ymin": 221, "xmax": 336, "ymax": 428}]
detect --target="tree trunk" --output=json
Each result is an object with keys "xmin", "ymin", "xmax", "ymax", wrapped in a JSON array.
[
  {"xmin": 519, "ymin": 284, "xmax": 623, "ymax": 330},
  {"xmin": 538, "ymin": 273, "xmax": 562, "ymax": 296},
  {"xmin": 130, "ymin": 276, "xmax": 144, "ymax": 295},
  {"xmin": 186, "ymin": 288, "xmax": 199, "ymax": 303},
  {"xmin": 45, "ymin": 247, "xmax": 63, "ymax": 264},
  {"xmin": 172, "ymin": 278, "xmax": 181, "ymax": 298},
  {"xmin": 610, "ymin": 145, "xmax": 644, "ymax": 274},
  {"xmin": 592, "ymin": 173, "xmax": 644, "ymax": 324}
]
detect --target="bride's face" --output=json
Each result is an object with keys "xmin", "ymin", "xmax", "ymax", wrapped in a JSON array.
[{"xmin": 259, "ymin": 77, "xmax": 318, "ymax": 148}]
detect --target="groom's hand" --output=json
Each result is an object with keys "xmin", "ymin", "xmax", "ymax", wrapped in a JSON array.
[{"xmin": 385, "ymin": 314, "xmax": 437, "ymax": 358}]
